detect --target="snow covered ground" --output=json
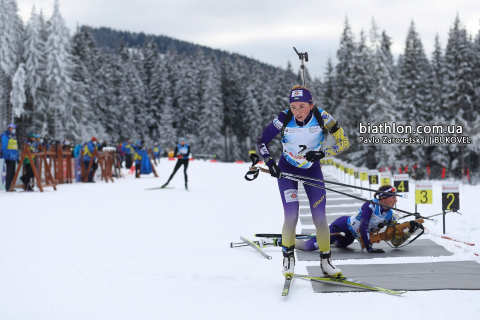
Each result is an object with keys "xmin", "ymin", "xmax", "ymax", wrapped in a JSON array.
[{"xmin": 1, "ymin": 160, "xmax": 479, "ymax": 319}]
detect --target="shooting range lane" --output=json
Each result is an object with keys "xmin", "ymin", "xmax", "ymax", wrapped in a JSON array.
[
  {"xmin": 296, "ymin": 239, "xmax": 453, "ymax": 261},
  {"xmin": 306, "ymin": 261, "xmax": 480, "ymax": 293},
  {"xmin": 296, "ymin": 170, "xmax": 479, "ymax": 293}
]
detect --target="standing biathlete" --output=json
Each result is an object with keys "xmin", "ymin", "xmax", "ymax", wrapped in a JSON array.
[
  {"xmin": 161, "ymin": 138, "xmax": 190, "ymax": 190},
  {"xmin": 257, "ymin": 85, "xmax": 349, "ymax": 278}
]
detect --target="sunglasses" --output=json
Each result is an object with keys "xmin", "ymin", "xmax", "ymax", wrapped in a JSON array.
[
  {"xmin": 386, "ymin": 187, "xmax": 397, "ymax": 193},
  {"xmin": 377, "ymin": 187, "xmax": 397, "ymax": 199}
]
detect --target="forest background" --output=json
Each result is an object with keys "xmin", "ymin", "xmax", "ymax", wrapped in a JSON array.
[{"xmin": 1, "ymin": 0, "xmax": 479, "ymax": 181}]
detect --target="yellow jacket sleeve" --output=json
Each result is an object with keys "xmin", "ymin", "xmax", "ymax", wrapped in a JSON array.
[{"xmin": 320, "ymin": 110, "xmax": 349, "ymax": 157}]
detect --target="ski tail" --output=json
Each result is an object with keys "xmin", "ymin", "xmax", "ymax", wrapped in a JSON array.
[
  {"xmin": 294, "ymin": 274, "xmax": 406, "ymax": 296},
  {"xmin": 239, "ymin": 236, "xmax": 272, "ymax": 260},
  {"xmin": 282, "ymin": 275, "xmax": 294, "ymax": 296}
]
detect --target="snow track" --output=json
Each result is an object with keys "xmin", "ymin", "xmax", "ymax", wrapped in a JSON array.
[{"xmin": 0, "ymin": 160, "xmax": 479, "ymax": 319}]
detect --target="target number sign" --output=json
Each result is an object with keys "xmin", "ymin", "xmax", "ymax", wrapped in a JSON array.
[
  {"xmin": 368, "ymin": 170, "xmax": 379, "ymax": 185},
  {"xmin": 393, "ymin": 174, "xmax": 409, "ymax": 193},
  {"xmin": 415, "ymin": 182, "xmax": 433, "ymax": 204},
  {"xmin": 442, "ymin": 184, "xmax": 459, "ymax": 211},
  {"xmin": 380, "ymin": 172, "xmax": 391, "ymax": 186}
]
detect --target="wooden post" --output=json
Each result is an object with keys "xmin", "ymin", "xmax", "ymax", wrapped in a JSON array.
[
  {"xmin": 56, "ymin": 144, "xmax": 64, "ymax": 184},
  {"xmin": 64, "ymin": 146, "xmax": 73, "ymax": 183},
  {"xmin": 9, "ymin": 143, "xmax": 56, "ymax": 192},
  {"xmin": 150, "ymin": 156, "xmax": 158, "ymax": 178},
  {"xmin": 149, "ymin": 149, "xmax": 158, "ymax": 166}
]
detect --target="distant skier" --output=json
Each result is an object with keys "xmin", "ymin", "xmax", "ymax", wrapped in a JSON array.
[
  {"xmin": 1, "ymin": 123, "xmax": 19, "ymax": 191},
  {"xmin": 161, "ymin": 138, "xmax": 190, "ymax": 190},
  {"xmin": 134, "ymin": 141, "xmax": 153, "ymax": 178},
  {"xmin": 82, "ymin": 137, "xmax": 98, "ymax": 182},
  {"xmin": 263, "ymin": 185, "xmax": 422, "ymax": 252},
  {"xmin": 153, "ymin": 143, "xmax": 161, "ymax": 161},
  {"xmin": 256, "ymin": 85, "xmax": 349, "ymax": 278},
  {"xmin": 20, "ymin": 132, "xmax": 38, "ymax": 191},
  {"xmin": 122, "ymin": 138, "xmax": 134, "ymax": 169}
]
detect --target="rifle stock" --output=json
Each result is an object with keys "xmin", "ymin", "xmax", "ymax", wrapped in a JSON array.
[{"xmin": 359, "ymin": 219, "xmax": 424, "ymax": 249}]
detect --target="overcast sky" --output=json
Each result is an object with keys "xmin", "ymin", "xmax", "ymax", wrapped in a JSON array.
[{"xmin": 17, "ymin": 0, "xmax": 480, "ymax": 78}]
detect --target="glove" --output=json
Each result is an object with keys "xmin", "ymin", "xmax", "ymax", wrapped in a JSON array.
[
  {"xmin": 367, "ymin": 247, "xmax": 385, "ymax": 253},
  {"xmin": 177, "ymin": 155, "xmax": 183, "ymax": 159},
  {"xmin": 305, "ymin": 150, "xmax": 325, "ymax": 162},
  {"xmin": 409, "ymin": 221, "xmax": 420, "ymax": 233},
  {"xmin": 267, "ymin": 163, "xmax": 281, "ymax": 178}
]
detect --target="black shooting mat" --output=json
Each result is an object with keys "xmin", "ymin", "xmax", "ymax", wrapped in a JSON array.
[
  {"xmin": 305, "ymin": 260, "xmax": 480, "ymax": 293},
  {"xmin": 300, "ymin": 214, "xmax": 347, "ymax": 225},
  {"xmin": 296, "ymin": 239, "xmax": 454, "ymax": 261}
]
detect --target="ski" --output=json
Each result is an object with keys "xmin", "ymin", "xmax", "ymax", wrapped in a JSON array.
[
  {"xmin": 239, "ymin": 236, "xmax": 272, "ymax": 260},
  {"xmin": 145, "ymin": 187, "xmax": 175, "ymax": 190},
  {"xmin": 282, "ymin": 275, "xmax": 294, "ymax": 296},
  {"xmin": 294, "ymin": 274, "xmax": 406, "ymax": 296},
  {"xmin": 255, "ymin": 233, "xmax": 314, "ymax": 240}
]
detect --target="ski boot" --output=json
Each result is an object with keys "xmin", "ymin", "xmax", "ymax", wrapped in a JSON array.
[
  {"xmin": 320, "ymin": 251, "xmax": 343, "ymax": 278},
  {"xmin": 281, "ymin": 245, "xmax": 295, "ymax": 277},
  {"xmin": 185, "ymin": 182, "xmax": 188, "ymax": 190},
  {"xmin": 161, "ymin": 182, "xmax": 169, "ymax": 188}
]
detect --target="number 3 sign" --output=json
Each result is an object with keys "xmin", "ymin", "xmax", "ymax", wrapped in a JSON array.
[{"xmin": 415, "ymin": 182, "xmax": 433, "ymax": 204}]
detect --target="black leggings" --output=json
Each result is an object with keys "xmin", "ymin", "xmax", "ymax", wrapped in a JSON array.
[
  {"xmin": 21, "ymin": 163, "xmax": 34, "ymax": 186},
  {"xmin": 167, "ymin": 159, "xmax": 189, "ymax": 183}
]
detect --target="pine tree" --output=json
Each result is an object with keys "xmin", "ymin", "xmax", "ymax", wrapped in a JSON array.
[
  {"xmin": 197, "ymin": 54, "xmax": 225, "ymax": 159},
  {"xmin": 174, "ymin": 55, "xmax": 200, "ymax": 141},
  {"xmin": 23, "ymin": 5, "xmax": 47, "ymax": 133},
  {"xmin": 335, "ymin": 18, "xmax": 356, "ymax": 114},
  {"xmin": 367, "ymin": 20, "xmax": 398, "ymax": 169},
  {"xmin": 429, "ymin": 35, "xmax": 450, "ymax": 177},
  {"xmin": 345, "ymin": 30, "xmax": 373, "ymax": 165},
  {"xmin": 444, "ymin": 16, "xmax": 477, "ymax": 178},
  {"xmin": 45, "ymin": 0, "xmax": 73, "ymax": 139},
  {"xmin": 10, "ymin": 62, "xmax": 26, "ymax": 119},
  {"xmin": 397, "ymin": 21, "xmax": 431, "ymax": 123},
  {"xmin": 334, "ymin": 18, "xmax": 357, "ymax": 161},
  {"xmin": 284, "ymin": 61, "xmax": 298, "ymax": 86},
  {"xmin": 142, "ymin": 38, "xmax": 161, "ymax": 139},
  {"xmin": 157, "ymin": 54, "xmax": 176, "ymax": 149},
  {"xmin": 70, "ymin": 27, "xmax": 101, "ymax": 140},
  {"xmin": 321, "ymin": 58, "xmax": 336, "ymax": 113},
  {"xmin": 0, "ymin": 0, "xmax": 24, "ymax": 129}
]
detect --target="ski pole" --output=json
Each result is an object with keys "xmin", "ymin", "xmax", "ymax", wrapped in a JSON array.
[
  {"xmin": 251, "ymin": 165, "xmax": 426, "ymax": 219},
  {"xmin": 230, "ymin": 242, "xmax": 250, "ymax": 248},
  {"xmin": 249, "ymin": 163, "xmax": 401, "ymax": 198},
  {"xmin": 282, "ymin": 172, "xmax": 404, "ymax": 198},
  {"xmin": 245, "ymin": 153, "xmax": 393, "ymax": 197},
  {"xmin": 293, "ymin": 47, "xmax": 308, "ymax": 87}
]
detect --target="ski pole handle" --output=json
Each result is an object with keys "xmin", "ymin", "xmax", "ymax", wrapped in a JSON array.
[
  {"xmin": 249, "ymin": 153, "xmax": 260, "ymax": 166},
  {"xmin": 244, "ymin": 167, "xmax": 259, "ymax": 181}
]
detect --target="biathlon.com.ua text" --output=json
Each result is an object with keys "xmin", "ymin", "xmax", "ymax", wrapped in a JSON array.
[{"xmin": 357, "ymin": 122, "xmax": 472, "ymax": 145}]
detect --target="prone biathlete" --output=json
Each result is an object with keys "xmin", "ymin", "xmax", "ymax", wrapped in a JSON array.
[
  {"xmin": 265, "ymin": 185, "xmax": 421, "ymax": 252},
  {"xmin": 257, "ymin": 85, "xmax": 349, "ymax": 278},
  {"xmin": 161, "ymin": 138, "xmax": 190, "ymax": 190}
]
